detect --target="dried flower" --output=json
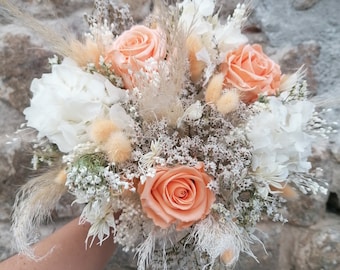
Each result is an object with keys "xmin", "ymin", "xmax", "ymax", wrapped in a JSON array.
[
  {"xmin": 138, "ymin": 163, "xmax": 215, "ymax": 230},
  {"xmin": 24, "ymin": 58, "xmax": 126, "ymax": 152},
  {"xmin": 216, "ymin": 90, "xmax": 240, "ymax": 115},
  {"xmin": 8, "ymin": 0, "xmax": 329, "ymax": 268},
  {"xmin": 186, "ymin": 34, "xmax": 206, "ymax": 82},
  {"xmin": 105, "ymin": 131, "xmax": 132, "ymax": 163},
  {"xmin": 221, "ymin": 44, "xmax": 281, "ymax": 104},
  {"xmin": 90, "ymin": 118, "xmax": 120, "ymax": 144},
  {"xmin": 205, "ymin": 73, "xmax": 225, "ymax": 104},
  {"xmin": 105, "ymin": 25, "xmax": 167, "ymax": 89}
]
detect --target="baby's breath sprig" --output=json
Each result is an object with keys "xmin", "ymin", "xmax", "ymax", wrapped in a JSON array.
[{"xmin": 86, "ymin": 56, "xmax": 124, "ymax": 87}]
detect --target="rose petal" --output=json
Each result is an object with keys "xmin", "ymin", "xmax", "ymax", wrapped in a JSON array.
[
  {"xmin": 138, "ymin": 164, "xmax": 215, "ymax": 230},
  {"xmin": 104, "ymin": 25, "xmax": 166, "ymax": 89},
  {"xmin": 222, "ymin": 44, "xmax": 281, "ymax": 103}
]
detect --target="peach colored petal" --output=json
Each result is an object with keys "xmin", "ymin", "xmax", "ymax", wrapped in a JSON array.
[
  {"xmin": 222, "ymin": 44, "xmax": 281, "ymax": 104},
  {"xmin": 104, "ymin": 25, "xmax": 166, "ymax": 89},
  {"xmin": 139, "ymin": 175, "xmax": 175, "ymax": 228},
  {"xmin": 138, "ymin": 163, "xmax": 215, "ymax": 230}
]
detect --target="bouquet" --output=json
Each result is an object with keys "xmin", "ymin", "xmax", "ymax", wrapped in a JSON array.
[{"xmin": 5, "ymin": 0, "xmax": 331, "ymax": 269}]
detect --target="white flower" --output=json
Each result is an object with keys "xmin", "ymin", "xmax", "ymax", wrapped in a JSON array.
[
  {"xmin": 252, "ymin": 166, "xmax": 288, "ymax": 199},
  {"xmin": 80, "ymin": 200, "xmax": 116, "ymax": 246},
  {"xmin": 177, "ymin": 101, "xmax": 203, "ymax": 128},
  {"xmin": 24, "ymin": 58, "xmax": 127, "ymax": 152},
  {"xmin": 179, "ymin": 0, "xmax": 247, "ymax": 48},
  {"xmin": 178, "ymin": 0, "xmax": 215, "ymax": 35},
  {"xmin": 247, "ymin": 97, "xmax": 315, "ymax": 196},
  {"xmin": 191, "ymin": 215, "xmax": 256, "ymax": 267},
  {"xmin": 213, "ymin": 3, "xmax": 248, "ymax": 54},
  {"xmin": 109, "ymin": 103, "xmax": 135, "ymax": 135},
  {"xmin": 139, "ymin": 140, "xmax": 162, "ymax": 175},
  {"xmin": 178, "ymin": 0, "xmax": 248, "ymax": 82}
]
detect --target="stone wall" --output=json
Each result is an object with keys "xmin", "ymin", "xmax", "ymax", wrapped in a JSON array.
[{"xmin": 0, "ymin": 0, "xmax": 339, "ymax": 269}]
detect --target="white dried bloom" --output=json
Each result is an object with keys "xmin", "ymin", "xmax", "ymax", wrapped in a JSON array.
[
  {"xmin": 213, "ymin": 3, "xmax": 249, "ymax": 54},
  {"xmin": 247, "ymin": 97, "xmax": 315, "ymax": 196},
  {"xmin": 178, "ymin": 0, "xmax": 215, "ymax": 35},
  {"xmin": 24, "ymin": 58, "xmax": 127, "ymax": 152},
  {"xmin": 190, "ymin": 215, "xmax": 257, "ymax": 268},
  {"xmin": 81, "ymin": 201, "xmax": 116, "ymax": 246},
  {"xmin": 177, "ymin": 101, "xmax": 204, "ymax": 128},
  {"xmin": 178, "ymin": 0, "xmax": 248, "ymax": 82}
]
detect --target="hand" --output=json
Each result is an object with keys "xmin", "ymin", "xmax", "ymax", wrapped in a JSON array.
[{"xmin": 0, "ymin": 217, "xmax": 117, "ymax": 270}]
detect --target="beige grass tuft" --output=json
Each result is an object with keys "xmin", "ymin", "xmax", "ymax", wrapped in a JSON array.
[
  {"xmin": 205, "ymin": 73, "xmax": 225, "ymax": 104},
  {"xmin": 0, "ymin": 0, "xmax": 102, "ymax": 67},
  {"xmin": 186, "ymin": 35, "xmax": 206, "ymax": 83},
  {"xmin": 105, "ymin": 132, "xmax": 132, "ymax": 163},
  {"xmin": 90, "ymin": 119, "xmax": 120, "ymax": 144},
  {"xmin": 216, "ymin": 91, "xmax": 240, "ymax": 115}
]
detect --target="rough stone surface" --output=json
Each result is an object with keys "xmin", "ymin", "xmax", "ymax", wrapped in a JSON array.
[
  {"xmin": 0, "ymin": 100, "xmax": 34, "ymax": 199},
  {"xmin": 293, "ymin": 213, "xmax": 340, "ymax": 270},
  {"xmin": 124, "ymin": 0, "xmax": 152, "ymax": 22},
  {"xmin": 0, "ymin": 34, "xmax": 52, "ymax": 111},
  {"xmin": 278, "ymin": 41, "xmax": 321, "ymax": 96},
  {"xmin": 285, "ymin": 192, "xmax": 328, "ymax": 227},
  {"xmin": 0, "ymin": 0, "xmax": 340, "ymax": 269},
  {"xmin": 292, "ymin": 0, "xmax": 320, "ymax": 10}
]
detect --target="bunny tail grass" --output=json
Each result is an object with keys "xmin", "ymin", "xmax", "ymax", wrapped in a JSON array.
[{"xmin": 11, "ymin": 168, "xmax": 67, "ymax": 259}]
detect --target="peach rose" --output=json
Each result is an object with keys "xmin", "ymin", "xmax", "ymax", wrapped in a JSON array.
[
  {"xmin": 105, "ymin": 25, "xmax": 166, "ymax": 89},
  {"xmin": 221, "ymin": 44, "xmax": 281, "ymax": 104},
  {"xmin": 138, "ymin": 163, "xmax": 215, "ymax": 230}
]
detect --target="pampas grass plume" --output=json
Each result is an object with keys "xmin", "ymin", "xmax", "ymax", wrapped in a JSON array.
[
  {"xmin": 186, "ymin": 34, "xmax": 206, "ymax": 83},
  {"xmin": 53, "ymin": 169, "xmax": 67, "ymax": 185},
  {"xmin": 279, "ymin": 66, "xmax": 305, "ymax": 93},
  {"xmin": 11, "ymin": 168, "xmax": 67, "ymax": 258},
  {"xmin": 90, "ymin": 119, "xmax": 120, "ymax": 144},
  {"xmin": 216, "ymin": 90, "xmax": 240, "ymax": 115},
  {"xmin": 105, "ymin": 132, "xmax": 132, "ymax": 163},
  {"xmin": 0, "ymin": 0, "xmax": 102, "ymax": 68},
  {"xmin": 69, "ymin": 38, "xmax": 101, "ymax": 68},
  {"xmin": 205, "ymin": 73, "xmax": 225, "ymax": 104}
]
